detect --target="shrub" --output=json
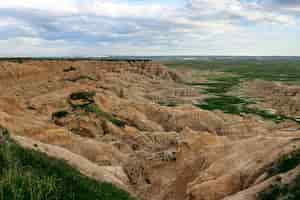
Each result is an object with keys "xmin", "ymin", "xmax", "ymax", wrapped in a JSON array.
[
  {"xmin": 69, "ymin": 91, "xmax": 96, "ymax": 101},
  {"xmin": 51, "ymin": 110, "xmax": 69, "ymax": 119},
  {"xmin": 0, "ymin": 127, "xmax": 10, "ymax": 139},
  {"xmin": 63, "ymin": 66, "xmax": 76, "ymax": 72}
]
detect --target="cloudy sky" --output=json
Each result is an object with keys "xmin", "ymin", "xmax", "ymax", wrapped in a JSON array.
[{"xmin": 0, "ymin": 0, "xmax": 299, "ymax": 57}]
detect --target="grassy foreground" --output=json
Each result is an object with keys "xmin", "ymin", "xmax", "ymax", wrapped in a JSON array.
[{"xmin": 0, "ymin": 129, "xmax": 136, "ymax": 200}]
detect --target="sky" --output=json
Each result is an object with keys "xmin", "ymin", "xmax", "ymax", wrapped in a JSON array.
[{"xmin": 0, "ymin": 0, "xmax": 299, "ymax": 57}]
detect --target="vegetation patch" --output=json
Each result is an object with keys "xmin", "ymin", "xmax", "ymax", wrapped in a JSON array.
[
  {"xmin": 69, "ymin": 91, "xmax": 96, "ymax": 101},
  {"xmin": 51, "ymin": 110, "xmax": 69, "ymax": 119},
  {"xmin": 63, "ymin": 66, "xmax": 76, "ymax": 72},
  {"xmin": 258, "ymin": 149, "xmax": 300, "ymax": 200},
  {"xmin": 197, "ymin": 95, "xmax": 249, "ymax": 115},
  {"xmin": 83, "ymin": 103, "xmax": 126, "ymax": 127},
  {"xmin": 267, "ymin": 149, "xmax": 300, "ymax": 177},
  {"xmin": 196, "ymin": 96, "xmax": 295, "ymax": 123},
  {"xmin": 197, "ymin": 100, "xmax": 289, "ymax": 123},
  {"xmin": 185, "ymin": 76, "xmax": 241, "ymax": 94},
  {"xmin": 0, "ymin": 127, "xmax": 10, "ymax": 140},
  {"xmin": 167, "ymin": 60, "xmax": 300, "ymax": 122},
  {"xmin": 181, "ymin": 68, "xmax": 300, "ymax": 123},
  {"xmin": 158, "ymin": 101, "xmax": 177, "ymax": 107},
  {"xmin": 165, "ymin": 60, "xmax": 300, "ymax": 84},
  {"xmin": 258, "ymin": 175, "xmax": 300, "ymax": 200},
  {"xmin": 0, "ymin": 129, "xmax": 136, "ymax": 200},
  {"xmin": 243, "ymin": 107, "xmax": 291, "ymax": 123},
  {"xmin": 68, "ymin": 91, "xmax": 126, "ymax": 127}
]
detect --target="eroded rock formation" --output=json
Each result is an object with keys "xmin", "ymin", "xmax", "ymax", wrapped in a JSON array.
[{"xmin": 0, "ymin": 60, "xmax": 299, "ymax": 200}]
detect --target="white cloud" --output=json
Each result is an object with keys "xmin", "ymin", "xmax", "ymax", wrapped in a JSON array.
[
  {"xmin": 0, "ymin": 17, "xmax": 19, "ymax": 27},
  {"xmin": 187, "ymin": 0, "xmax": 296, "ymax": 25},
  {"xmin": 88, "ymin": 1, "xmax": 165, "ymax": 18},
  {"xmin": 0, "ymin": 0, "xmax": 78, "ymax": 15},
  {"xmin": 0, "ymin": 0, "xmax": 299, "ymax": 56}
]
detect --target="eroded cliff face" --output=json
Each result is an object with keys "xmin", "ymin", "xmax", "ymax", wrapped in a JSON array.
[
  {"xmin": 241, "ymin": 80, "xmax": 300, "ymax": 118},
  {"xmin": 0, "ymin": 60, "xmax": 299, "ymax": 200}
]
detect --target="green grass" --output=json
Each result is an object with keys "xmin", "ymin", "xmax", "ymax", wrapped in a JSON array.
[
  {"xmin": 0, "ymin": 131, "xmax": 136, "ymax": 200},
  {"xmin": 185, "ymin": 76, "xmax": 242, "ymax": 95},
  {"xmin": 197, "ymin": 98, "xmax": 289, "ymax": 123},
  {"xmin": 196, "ymin": 79, "xmax": 296, "ymax": 123},
  {"xmin": 168, "ymin": 60, "xmax": 300, "ymax": 123},
  {"xmin": 197, "ymin": 95, "xmax": 249, "ymax": 115},
  {"xmin": 83, "ymin": 103, "xmax": 126, "ymax": 127},
  {"xmin": 243, "ymin": 108, "xmax": 289, "ymax": 123},
  {"xmin": 192, "ymin": 76, "xmax": 271, "ymax": 119},
  {"xmin": 165, "ymin": 60, "xmax": 300, "ymax": 84}
]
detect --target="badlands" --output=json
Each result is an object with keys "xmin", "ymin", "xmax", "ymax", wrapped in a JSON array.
[{"xmin": 0, "ymin": 59, "xmax": 299, "ymax": 200}]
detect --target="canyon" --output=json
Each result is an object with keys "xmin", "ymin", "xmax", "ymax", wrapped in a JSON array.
[{"xmin": 0, "ymin": 59, "xmax": 299, "ymax": 200}]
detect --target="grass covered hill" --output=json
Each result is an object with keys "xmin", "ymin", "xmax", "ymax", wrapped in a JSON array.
[{"xmin": 0, "ymin": 127, "xmax": 136, "ymax": 200}]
